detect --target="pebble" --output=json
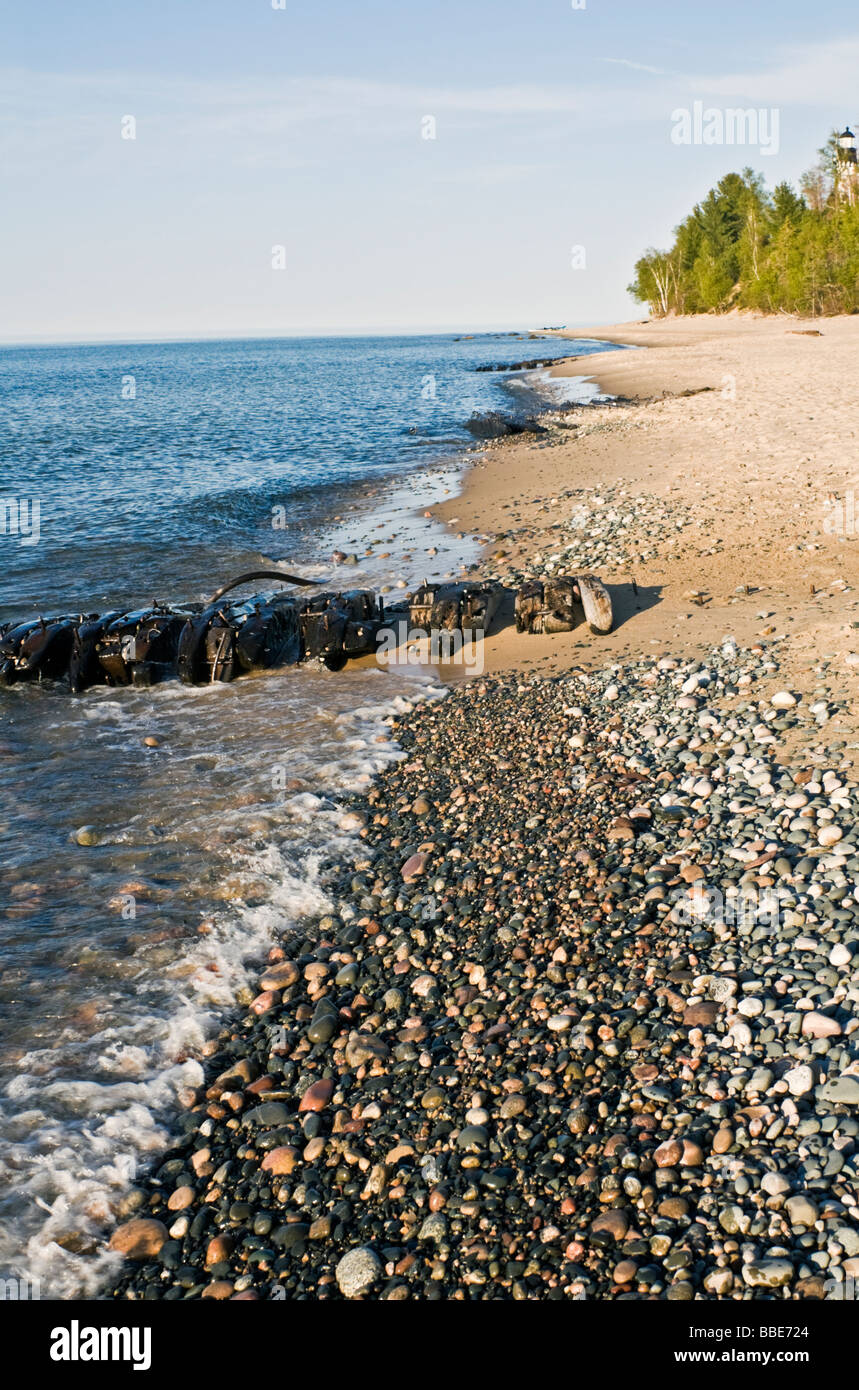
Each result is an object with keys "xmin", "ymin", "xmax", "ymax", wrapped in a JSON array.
[
  {"xmin": 108, "ymin": 1219, "xmax": 168, "ymax": 1260},
  {"xmin": 743, "ymin": 1259, "xmax": 794, "ymax": 1288},
  {"xmin": 335, "ymin": 1247, "xmax": 382, "ymax": 1298},
  {"xmin": 785, "ymin": 1195, "xmax": 818, "ymax": 1227},
  {"xmin": 801, "ymin": 1012, "xmax": 842, "ymax": 1039},
  {"xmin": 818, "ymin": 825, "xmax": 843, "ymax": 846},
  {"xmin": 784, "ymin": 1064, "xmax": 815, "ymax": 1097}
]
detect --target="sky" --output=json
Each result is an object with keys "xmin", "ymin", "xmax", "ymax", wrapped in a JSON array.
[{"xmin": 2, "ymin": 0, "xmax": 859, "ymax": 342}]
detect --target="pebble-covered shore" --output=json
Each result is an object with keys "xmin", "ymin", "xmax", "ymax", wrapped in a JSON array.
[{"xmin": 109, "ymin": 645, "xmax": 859, "ymax": 1301}]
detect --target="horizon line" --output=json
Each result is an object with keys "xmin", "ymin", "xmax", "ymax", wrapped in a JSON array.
[{"xmin": 0, "ymin": 321, "xmax": 601, "ymax": 351}]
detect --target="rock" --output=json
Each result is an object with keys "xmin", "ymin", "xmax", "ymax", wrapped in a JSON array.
[
  {"xmin": 299, "ymin": 1079, "xmax": 334, "ymax": 1112},
  {"xmin": 345, "ymin": 1032, "xmax": 390, "ymax": 1068},
  {"xmin": 418, "ymin": 1213, "xmax": 447, "ymax": 1243},
  {"xmin": 244, "ymin": 1101, "xmax": 291, "ymax": 1127},
  {"xmin": 818, "ymin": 1075, "xmax": 859, "ymax": 1105},
  {"xmin": 96, "ymin": 663, "xmax": 859, "ymax": 1305},
  {"xmin": 261, "ymin": 1146, "xmax": 299, "ymax": 1175},
  {"xmin": 834, "ymin": 1226, "xmax": 859, "ymax": 1257},
  {"xmin": 590, "ymin": 1210, "xmax": 629, "ymax": 1241},
  {"xmin": 712, "ymin": 1128, "xmax": 734, "ymax": 1155},
  {"xmin": 401, "ymin": 853, "xmax": 427, "ymax": 881},
  {"xmin": 771, "ymin": 692, "xmax": 797, "ymax": 709},
  {"xmin": 307, "ymin": 1001, "xmax": 339, "ymax": 1045},
  {"xmin": 73, "ymin": 825, "xmax": 100, "ymax": 847},
  {"xmin": 784, "ymin": 1064, "xmax": 815, "ymax": 1097},
  {"xmin": 201, "ymin": 1281, "xmax": 233, "ymax": 1300},
  {"xmin": 109, "ymin": 1219, "xmax": 168, "ymax": 1260},
  {"xmin": 683, "ymin": 1001, "xmax": 719, "ymax": 1028},
  {"xmin": 785, "ymin": 1195, "xmax": 819, "ymax": 1227},
  {"xmin": 818, "ymin": 825, "xmax": 843, "ymax": 847},
  {"xmin": 658, "ymin": 1197, "xmax": 690, "ymax": 1219},
  {"xmin": 456, "ymin": 1124, "xmax": 489, "ymax": 1151},
  {"xmin": 704, "ymin": 1269, "xmax": 734, "ymax": 1295},
  {"xmin": 335, "ymin": 1246, "xmax": 382, "ymax": 1298},
  {"xmin": 742, "ymin": 1259, "xmax": 794, "ymax": 1288},
  {"xmin": 259, "ymin": 961, "xmax": 300, "ymax": 991},
  {"xmin": 166, "ymin": 1186, "xmax": 194, "ymax": 1212},
  {"xmin": 718, "ymin": 1205, "xmax": 748, "ymax": 1235},
  {"xmin": 801, "ymin": 1011, "xmax": 842, "ymax": 1039},
  {"xmin": 250, "ymin": 990, "xmax": 277, "ymax": 1015},
  {"xmin": 499, "ymin": 1095, "xmax": 527, "ymax": 1119},
  {"xmin": 205, "ymin": 1236, "xmax": 233, "ymax": 1268}
]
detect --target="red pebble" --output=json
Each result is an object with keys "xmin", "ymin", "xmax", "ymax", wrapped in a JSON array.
[{"xmin": 298, "ymin": 1079, "xmax": 334, "ymax": 1113}]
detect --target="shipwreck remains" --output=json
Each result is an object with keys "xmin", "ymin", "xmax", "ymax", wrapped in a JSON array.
[
  {"xmin": 515, "ymin": 574, "xmax": 613, "ymax": 635},
  {"xmin": 0, "ymin": 569, "xmax": 613, "ymax": 694}
]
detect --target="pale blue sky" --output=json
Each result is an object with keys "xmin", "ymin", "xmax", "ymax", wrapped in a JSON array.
[{"xmin": 3, "ymin": 0, "xmax": 858, "ymax": 341}]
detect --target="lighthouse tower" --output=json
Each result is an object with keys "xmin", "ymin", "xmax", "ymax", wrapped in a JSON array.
[{"xmin": 836, "ymin": 127, "xmax": 859, "ymax": 205}]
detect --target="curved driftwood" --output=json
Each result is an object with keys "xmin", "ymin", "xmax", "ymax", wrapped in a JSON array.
[{"xmin": 206, "ymin": 570, "xmax": 320, "ymax": 604}]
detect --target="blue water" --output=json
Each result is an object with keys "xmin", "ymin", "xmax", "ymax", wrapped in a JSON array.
[
  {"xmin": 0, "ymin": 332, "xmax": 615, "ymax": 1297},
  {"xmin": 0, "ymin": 333, "xmax": 611, "ymax": 621}
]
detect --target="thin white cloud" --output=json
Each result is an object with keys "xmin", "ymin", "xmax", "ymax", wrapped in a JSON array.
[
  {"xmin": 602, "ymin": 58, "xmax": 674, "ymax": 77},
  {"xmin": 3, "ymin": 34, "xmax": 859, "ymax": 176}
]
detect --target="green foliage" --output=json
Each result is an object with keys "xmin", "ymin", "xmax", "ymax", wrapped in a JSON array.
[{"xmin": 628, "ymin": 137, "xmax": 859, "ymax": 316}]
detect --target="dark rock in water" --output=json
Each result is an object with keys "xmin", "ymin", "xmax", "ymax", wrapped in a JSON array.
[
  {"xmin": 475, "ymin": 355, "xmax": 569, "ymax": 373},
  {"xmin": 463, "ymin": 411, "xmax": 543, "ymax": 439}
]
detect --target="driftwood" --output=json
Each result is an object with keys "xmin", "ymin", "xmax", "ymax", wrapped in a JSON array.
[
  {"xmin": 515, "ymin": 575, "xmax": 613, "ymax": 636},
  {"xmin": 577, "ymin": 574, "xmax": 613, "ymax": 634}
]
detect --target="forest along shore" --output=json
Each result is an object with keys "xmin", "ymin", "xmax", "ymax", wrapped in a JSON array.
[{"xmin": 107, "ymin": 314, "xmax": 859, "ymax": 1302}]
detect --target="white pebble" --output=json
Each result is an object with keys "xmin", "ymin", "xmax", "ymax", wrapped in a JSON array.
[{"xmin": 818, "ymin": 825, "xmax": 843, "ymax": 846}]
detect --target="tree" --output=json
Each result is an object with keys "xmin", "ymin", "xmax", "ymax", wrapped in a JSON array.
[{"xmin": 628, "ymin": 139, "xmax": 859, "ymax": 317}]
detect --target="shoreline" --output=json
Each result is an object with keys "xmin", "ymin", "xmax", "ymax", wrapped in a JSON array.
[
  {"xmin": 434, "ymin": 312, "xmax": 859, "ymax": 768},
  {"xmin": 103, "ymin": 313, "xmax": 859, "ymax": 1302}
]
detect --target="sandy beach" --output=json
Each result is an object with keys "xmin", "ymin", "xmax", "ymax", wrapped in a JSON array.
[{"xmin": 438, "ymin": 313, "xmax": 859, "ymax": 764}]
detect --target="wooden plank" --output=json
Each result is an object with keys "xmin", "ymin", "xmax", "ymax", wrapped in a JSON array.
[{"xmin": 577, "ymin": 574, "xmax": 613, "ymax": 634}]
